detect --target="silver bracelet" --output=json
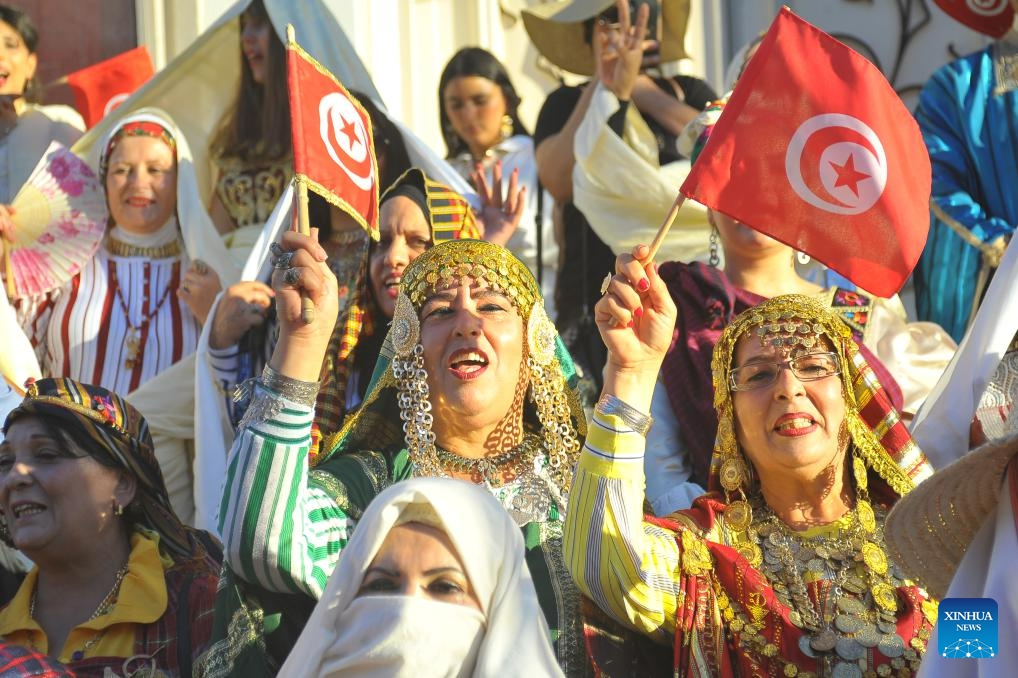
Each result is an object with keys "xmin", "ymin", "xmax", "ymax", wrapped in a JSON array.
[
  {"xmin": 595, "ymin": 394, "xmax": 653, "ymax": 437},
  {"xmin": 259, "ymin": 364, "xmax": 320, "ymax": 408}
]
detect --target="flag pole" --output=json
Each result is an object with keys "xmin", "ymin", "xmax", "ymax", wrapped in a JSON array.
[
  {"xmin": 646, "ymin": 192, "xmax": 686, "ymax": 263},
  {"xmin": 295, "ymin": 177, "xmax": 316, "ymax": 324}
]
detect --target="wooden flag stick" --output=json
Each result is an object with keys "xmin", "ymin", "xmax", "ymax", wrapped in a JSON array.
[
  {"xmin": 645, "ymin": 192, "xmax": 686, "ymax": 263},
  {"xmin": 295, "ymin": 178, "xmax": 315, "ymax": 324}
]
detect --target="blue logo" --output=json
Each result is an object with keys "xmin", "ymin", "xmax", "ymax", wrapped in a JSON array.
[{"xmin": 938, "ymin": 598, "xmax": 998, "ymax": 659}]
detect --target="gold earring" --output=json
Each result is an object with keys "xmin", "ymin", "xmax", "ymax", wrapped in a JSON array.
[
  {"xmin": 500, "ymin": 114, "xmax": 513, "ymax": 141},
  {"xmin": 113, "ymin": 501, "xmax": 124, "ymax": 516}
]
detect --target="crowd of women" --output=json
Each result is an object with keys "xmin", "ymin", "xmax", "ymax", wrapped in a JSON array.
[{"xmin": 0, "ymin": 0, "xmax": 1014, "ymax": 676}]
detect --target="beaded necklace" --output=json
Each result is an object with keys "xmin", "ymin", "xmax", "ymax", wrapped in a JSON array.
[
  {"xmin": 109, "ymin": 263, "xmax": 176, "ymax": 370},
  {"xmin": 30, "ymin": 562, "xmax": 130, "ymax": 661}
]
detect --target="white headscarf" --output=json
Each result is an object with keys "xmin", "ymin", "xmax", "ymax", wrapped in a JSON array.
[{"xmin": 278, "ymin": 477, "xmax": 564, "ymax": 678}]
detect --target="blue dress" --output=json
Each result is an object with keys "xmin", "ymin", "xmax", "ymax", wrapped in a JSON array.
[{"xmin": 913, "ymin": 44, "xmax": 1018, "ymax": 341}]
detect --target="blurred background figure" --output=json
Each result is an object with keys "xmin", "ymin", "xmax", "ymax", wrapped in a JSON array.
[
  {"xmin": 912, "ymin": 0, "xmax": 1018, "ymax": 342},
  {"xmin": 439, "ymin": 46, "xmax": 558, "ymax": 314},
  {"xmin": 0, "ymin": 4, "xmax": 84, "ymax": 244}
]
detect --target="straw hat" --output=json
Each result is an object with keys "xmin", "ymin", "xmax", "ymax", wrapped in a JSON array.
[
  {"xmin": 883, "ymin": 431, "xmax": 1018, "ymax": 599},
  {"xmin": 521, "ymin": 0, "xmax": 690, "ymax": 76}
]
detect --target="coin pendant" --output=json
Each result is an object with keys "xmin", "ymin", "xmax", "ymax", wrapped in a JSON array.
[
  {"xmin": 799, "ymin": 634, "xmax": 818, "ymax": 658},
  {"xmin": 837, "ymin": 597, "xmax": 866, "ymax": 615},
  {"xmin": 833, "ymin": 662, "xmax": 863, "ymax": 678},
  {"xmin": 810, "ymin": 628, "xmax": 838, "ymax": 652},
  {"xmin": 835, "ymin": 614, "xmax": 866, "ymax": 634},
  {"xmin": 878, "ymin": 633, "xmax": 905, "ymax": 658},
  {"xmin": 856, "ymin": 624, "xmax": 881, "ymax": 648},
  {"xmin": 835, "ymin": 636, "xmax": 866, "ymax": 661}
]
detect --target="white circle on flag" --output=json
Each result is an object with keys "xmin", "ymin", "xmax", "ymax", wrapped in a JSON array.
[
  {"xmin": 318, "ymin": 93, "xmax": 373, "ymax": 191},
  {"xmin": 103, "ymin": 93, "xmax": 130, "ymax": 117},
  {"xmin": 967, "ymin": 0, "xmax": 1008, "ymax": 17},
  {"xmin": 785, "ymin": 113, "xmax": 887, "ymax": 215}
]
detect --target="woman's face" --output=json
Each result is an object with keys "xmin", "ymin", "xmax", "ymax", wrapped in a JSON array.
[
  {"xmin": 730, "ymin": 332, "xmax": 847, "ymax": 483},
  {"xmin": 359, "ymin": 521, "xmax": 480, "ymax": 610},
  {"xmin": 0, "ymin": 418, "xmax": 134, "ymax": 559},
  {"xmin": 370, "ymin": 196, "xmax": 432, "ymax": 319},
  {"xmin": 240, "ymin": 11, "xmax": 272, "ymax": 85},
  {"xmin": 710, "ymin": 209, "xmax": 788, "ymax": 259},
  {"xmin": 419, "ymin": 278, "xmax": 525, "ymax": 430},
  {"xmin": 0, "ymin": 19, "xmax": 36, "ymax": 97},
  {"xmin": 442, "ymin": 75, "xmax": 508, "ymax": 157},
  {"xmin": 106, "ymin": 135, "xmax": 178, "ymax": 235}
]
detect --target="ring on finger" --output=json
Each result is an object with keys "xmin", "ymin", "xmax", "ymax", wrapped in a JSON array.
[
  {"xmin": 181, "ymin": 284, "xmax": 191, "ymax": 294},
  {"xmin": 193, "ymin": 259, "xmax": 209, "ymax": 276},
  {"xmin": 599, "ymin": 272, "xmax": 613, "ymax": 296},
  {"xmin": 272, "ymin": 251, "xmax": 296, "ymax": 270},
  {"xmin": 269, "ymin": 242, "xmax": 285, "ymax": 257},
  {"xmin": 283, "ymin": 267, "xmax": 301, "ymax": 286}
]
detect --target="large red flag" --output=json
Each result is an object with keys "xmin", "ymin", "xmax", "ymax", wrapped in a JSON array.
[
  {"xmin": 65, "ymin": 47, "xmax": 154, "ymax": 128},
  {"xmin": 286, "ymin": 37, "xmax": 378, "ymax": 239},
  {"xmin": 679, "ymin": 8, "xmax": 930, "ymax": 297}
]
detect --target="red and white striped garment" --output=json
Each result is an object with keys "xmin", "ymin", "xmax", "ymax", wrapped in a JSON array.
[{"xmin": 19, "ymin": 249, "xmax": 199, "ymax": 395}]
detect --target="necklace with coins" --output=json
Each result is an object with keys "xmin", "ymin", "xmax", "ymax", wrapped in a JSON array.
[
  {"xmin": 732, "ymin": 456, "xmax": 931, "ymax": 678},
  {"xmin": 435, "ymin": 432, "xmax": 540, "ymax": 487}
]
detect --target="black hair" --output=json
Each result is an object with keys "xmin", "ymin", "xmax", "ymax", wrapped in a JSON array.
[
  {"xmin": 348, "ymin": 89, "xmax": 412, "ymax": 193},
  {"xmin": 0, "ymin": 4, "xmax": 40, "ymax": 102},
  {"xmin": 438, "ymin": 47, "xmax": 529, "ymax": 159}
]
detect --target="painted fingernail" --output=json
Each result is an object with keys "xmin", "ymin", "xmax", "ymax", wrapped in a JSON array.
[
  {"xmin": 637, "ymin": 278, "xmax": 650, "ymax": 292},
  {"xmin": 634, "ymin": 306, "xmax": 643, "ymax": 319},
  {"xmin": 626, "ymin": 320, "xmax": 634, "ymax": 328}
]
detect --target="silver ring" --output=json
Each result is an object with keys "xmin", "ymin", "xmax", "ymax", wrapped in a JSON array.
[
  {"xmin": 599, "ymin": 273, "xmax": 613, "ymax": 296},
  {"xmin": 283, "ymin": 267, "xmax": 301, "ymax": 286},
  {"xmin": 273, "ymin": 251, "xmax": 296, "ymax": 270}
]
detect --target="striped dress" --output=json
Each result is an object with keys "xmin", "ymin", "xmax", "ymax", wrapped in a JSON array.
[{"xmin": 18, "ymin": 239, "xmax": 199, "ymax": 394}]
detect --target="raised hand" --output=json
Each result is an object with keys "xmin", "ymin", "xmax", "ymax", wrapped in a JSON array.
[
  {"xmin": 267, "ymin": 229, "xmax": 339, "ymax": 382},
  {"xmin": 472, "ymin": 159, "xmax": 525, "ymax": 246},
  {"xmin": 595, "ymin": 244, "xmax": 676, "ymax": 411},
  {"xmin": 594, "ymin": 0, "xmax": 650, "ymax": 102}
]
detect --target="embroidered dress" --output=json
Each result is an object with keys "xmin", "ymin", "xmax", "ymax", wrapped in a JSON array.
[{"xmin": 17, "ymin": 222, "xmax": 199, "ymax": 395}]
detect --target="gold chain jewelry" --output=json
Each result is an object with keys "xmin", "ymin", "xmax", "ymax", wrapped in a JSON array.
[
  {"xmin": 106, "ymin": 235, "xmax": 182, "ymax": 259},
  {"xmin": 435, "ymin": 433, "xmax": 540, "ymax": 487}
]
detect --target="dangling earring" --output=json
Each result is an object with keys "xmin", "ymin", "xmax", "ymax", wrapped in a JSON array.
[
  {"xmin": 500, "ymin": 114, "xmax": 513, "ymax": 142},
  {"xmin": 709, "ymin": 226, "xmax": 720, "ymax": 267},
  {"xmin": 113, "ymin": 501, "xmax": 124, "ymax": 516},
  {"xmin": 796, "ymin": 251, "xmax": 811, "ymax": 265}
]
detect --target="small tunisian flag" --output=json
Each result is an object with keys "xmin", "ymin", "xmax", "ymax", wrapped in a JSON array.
[
  {"xmin": 286, "ymin": 35, "xmax": 379, "ymax": 239},
  {"xmin": 680, "ymin": 8, "xmax": 930, "ymax": 297},
  {"xmin": 66, "ymin": 46, "xmax": 154, "ymax": 128},
  {"xmin": 933, "ymin": 0, "xmax": 1014, "ymax": 38}
]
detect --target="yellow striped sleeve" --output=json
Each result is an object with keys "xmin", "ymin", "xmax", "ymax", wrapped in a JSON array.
[{"xmin": 564, "ymin": 409, "xmax": 684, "ymax": 644}]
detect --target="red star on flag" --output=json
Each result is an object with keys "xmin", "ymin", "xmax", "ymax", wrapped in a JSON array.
[
  {"xmin": 338, "ymin": 115, "xmax": 359, "ymax": 152},
  {"xmin": 830, "ymin": 153, "xmax": 870, "ymax": 197}
]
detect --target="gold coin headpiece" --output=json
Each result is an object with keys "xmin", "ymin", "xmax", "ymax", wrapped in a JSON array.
[{"xmin": 398, "ymin": 239, "xmax": 542, "ymax": 321}]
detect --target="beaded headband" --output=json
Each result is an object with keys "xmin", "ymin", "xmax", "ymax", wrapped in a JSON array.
[
  {"xmin": 100, "ymin": 118, "xmax": 177, "ymax": 183},
  {"xmin": 399, "ymin": 239, "xmax": 542, "ymax": 320}
]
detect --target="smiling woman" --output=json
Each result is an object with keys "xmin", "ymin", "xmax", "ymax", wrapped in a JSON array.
[
  {"xmin": 563, "ymin": 255, "xmax": 939, "ymax": 676},
  {"xmin": 199, "ymin": 238, "xmax": 590, "ymax": 676}
]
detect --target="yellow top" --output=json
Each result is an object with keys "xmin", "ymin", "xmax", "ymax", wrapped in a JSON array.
[{"xmin": 0, "ymin": 531, "xmax": 168, "ymax": 663}]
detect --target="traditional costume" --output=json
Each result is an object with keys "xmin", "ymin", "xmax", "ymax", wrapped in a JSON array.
[
  {"xmin": 0, "ymin": 378, "xmax": 222, "ymax": 676},
  {"xmin": 15, "ymin": 110, "xmax": 233, "ymax": 525},
  {"xmin": 192, "ymin": 168, "xmax": 480, "ymax": 533},
  {"xmin": 198, "ymin": 240, "xmax": 590, "ymax": 677},
  {"xmin": 913, "ymin": 31, "xmax": 1018, "ymax": 342},
  {"xmin": 280, "ymin": 477, "xmax": 563, "ymax": 677},
  {"xmin": 565, "ymin": 295, "xmax": 937, "ymax": 677}
]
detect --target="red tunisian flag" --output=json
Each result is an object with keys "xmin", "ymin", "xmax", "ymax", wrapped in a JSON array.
[
  {"xmin": 286, "ymin": 36, "xmax": 379, "ymax": 239},
  {"xmin": 65, "ymin": 47, "xmax": 154, "ymax": 128},
  {"xmin": 679, "ymin": 8, "xmax": 930, "ymax": 297},
  {"xmin": 933, "ymin": 0, "xmax": 1013, "ymax": 38}
]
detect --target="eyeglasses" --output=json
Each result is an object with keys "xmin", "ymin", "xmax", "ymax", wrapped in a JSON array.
[{"xmin": 728, "ymin": 352, "xmax": 840, "ymax": 392}]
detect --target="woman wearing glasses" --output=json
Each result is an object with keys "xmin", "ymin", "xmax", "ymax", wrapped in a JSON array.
[{"xmin": 565, "ymin": 261, "xmax": 938, "ymax": 676}]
